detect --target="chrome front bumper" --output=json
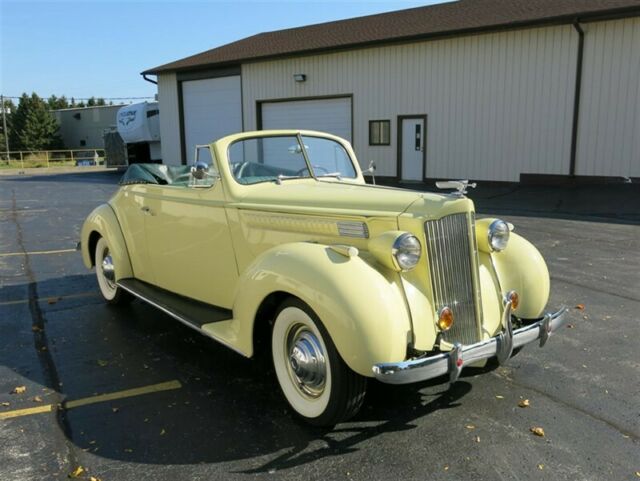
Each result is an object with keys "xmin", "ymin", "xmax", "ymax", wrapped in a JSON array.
[{"xmin": 372, "ymin": 304, "xmax": 569, "ymax": 385}]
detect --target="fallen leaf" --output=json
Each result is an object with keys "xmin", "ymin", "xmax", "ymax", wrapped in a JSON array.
[
  {"xmin": 31, "ymin": 325, "xmax": 43, "ymax": 332},
  {"xmin": 112, "ymin": 407, "xmax": 119, "ymax": 413},
  {"xmin": 124, "ymin": 448, "xmax": 133, "ymax": 453},
  {"xmin": 443, "ymin": 465, "xmax": 449, "ymax": 471},
  {"xmin": 1, "ymin": 402, "xmax": 9, "ymax": 407},
  {"xmin": 68, "ymin": 466, "xmax": 85, "ymax": 478},
  {"xmin": 538, "ymin": 464, "xmax": 545, "ymax": 470},
  {"xmin": 495, "ymin": 395, "xmax": 505, "ymax": 399},
  {"xmin": 465, "ymin": 424, "xmax": 475, "ymax": 430},
  {"xmin": 530, "ymin": 426, "xmax": 545, "ymax": 437},
  {"xmin": 32, "ymin": 396, "xmax": 43, "ymax": 403},
  {"xmin": 575, "ymin": 304, "xmax": 585, "ymax": 310},
  {"xmin": 566, "ymin": 324, "xmax": 575, "ymax": 328},
  {"xmin": 11, "ymin": 386, "xmax": 26, "ymax": 395},
  {"xmin": 90, "ymin": 477, "xmax": 102, "ymax": 481},
  {"xmin": 47, "ymin": 297, "xmax": 58, "ymax": 305},
  {"xmin": 97, "ymin": 360, "xmax": 108, "ymax": 367},
  {"xmin": 518, "ymin": 399, "xmax": 530, "ymax": 408},
  {"xmin": 475, "ymin": 435, "xmax": 481, "ymax": 443},
  {"xmin": 160, "ymin": 429, "xmax": 166, "ymax": 436},
  {"xmin": 634, "ymin": 472, "xmax": 640, "ymax": 478}
]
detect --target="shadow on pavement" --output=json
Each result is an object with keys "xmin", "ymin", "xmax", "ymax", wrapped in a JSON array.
[
  {"xmin": 0, "ymin": 170, "xmax": 122, "ymax": 185},
  {"xmin": 1, "ymin": 274, "xmax": 475, "ymax": 471}
]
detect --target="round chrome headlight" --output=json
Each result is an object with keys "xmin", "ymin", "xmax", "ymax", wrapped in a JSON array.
[
  {"xmin": 488, "ymin": 219, "xmax": 510, "ymax": 252},
  {"xmin": 392, "ymin": 233, "xmax": 422, "ymax": 271}
]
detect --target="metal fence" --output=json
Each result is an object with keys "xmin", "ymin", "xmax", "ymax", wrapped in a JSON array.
[{"xmin": 0, "ymin": 149, "xmax": 106, "ymax": 169}]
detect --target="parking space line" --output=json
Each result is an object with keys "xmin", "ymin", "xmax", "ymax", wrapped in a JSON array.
[
  {"xmin": 0, "ymin": 248, "xmax": 77, "ymax": 258},
  {"xmin": 0, "ymin": 291, "xmax": 99, "ymax": 307},
  {"xmin": 64, "ymin": 380, "xmax": 182, "ymax": 409},
  {"xmin": 0, "ymin": 404, "xmax": 53, "ymax": 420},
  {"xmin": 0, "ymin": 380, "xmax": 182, "ymax": 420}
]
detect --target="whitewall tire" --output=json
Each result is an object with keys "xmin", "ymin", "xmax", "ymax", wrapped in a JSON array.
[
  {"xmin": 271, "ymin": 297, "xmax": 366, "ymax": 426},
  {"xmin": 95, "ymin": 237, "xmax": 131, "ymax": 305}
]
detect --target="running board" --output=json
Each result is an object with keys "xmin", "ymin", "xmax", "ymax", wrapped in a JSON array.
[{"xmin": 117, "ymin": 278, "xmax": 232, "ymax": 330}]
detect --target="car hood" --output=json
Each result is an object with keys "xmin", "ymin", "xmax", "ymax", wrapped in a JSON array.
[{"xmin": 229, "ymin": 179, "xmax": 462, "ymax": 217}]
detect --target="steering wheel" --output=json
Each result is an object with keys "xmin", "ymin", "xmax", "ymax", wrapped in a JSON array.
[{"xmin": 295, "ymin": 165, "xmax": 330, "ymax": 176}]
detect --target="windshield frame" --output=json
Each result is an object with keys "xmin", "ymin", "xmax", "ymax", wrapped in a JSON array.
[{"xmin": 226, "ymin": 133, "xmax": 358, "ymax": 186}]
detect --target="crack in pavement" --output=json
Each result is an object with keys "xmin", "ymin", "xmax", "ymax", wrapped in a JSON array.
[{"xmin": 8, "ymin": 189, "xmax": 80, "ymax": 474}]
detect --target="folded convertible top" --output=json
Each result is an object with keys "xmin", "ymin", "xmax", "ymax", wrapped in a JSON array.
[{"xmin": 119, "ymin": 164, "xmax": 192, "ymax": 186}]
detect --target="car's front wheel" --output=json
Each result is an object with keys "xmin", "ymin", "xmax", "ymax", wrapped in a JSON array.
[
  {"xmin": 271, "ymin": 297, "xmax": 366, "ymax": 426},
  {"xmin": 95, "ymin": 237, "xmax": 131, "ymax": 305}
]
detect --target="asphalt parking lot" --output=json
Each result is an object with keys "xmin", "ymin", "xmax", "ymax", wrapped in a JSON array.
[{"xmin": 1, "ymin": 170, "xmax": 638, "ymax": 481}]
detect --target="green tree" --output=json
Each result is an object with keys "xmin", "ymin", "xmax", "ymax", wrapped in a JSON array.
[
  {"xmin": 96, "ymin": 98, "xmax": 106, "ymax": 106},
  {"xmin": 87, "ymin": 96, "xmax": 96, "ymax": 106},
  {"xmin": 48, "ymin": 95, "xmax": 69, "ymax": 110},
  {"xmin": 10, "ymin": 93, "xmax": 64, "ymax": 151}
]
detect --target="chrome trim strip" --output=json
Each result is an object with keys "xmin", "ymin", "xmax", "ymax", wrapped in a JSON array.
[
  {"xmin": 372, "ymin": 306, "xmax": 569, "ymax": 385},
  {"xmin": 116, "ymin": 281, "xmax": 246, "ymax": 357}
]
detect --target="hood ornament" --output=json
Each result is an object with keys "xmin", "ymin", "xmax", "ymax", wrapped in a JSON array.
[{"xmin": 435, "ymin": 180, "xmax": 477, "ymax": 197}]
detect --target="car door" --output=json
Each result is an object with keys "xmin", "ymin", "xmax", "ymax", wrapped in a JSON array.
[
  {"xmin": 142, "ymin": 167, "xmax": 239, "ymax": 309},
  {"xmin": 113, "ymin": 184, "xmax": 156, "ymax": 284}
]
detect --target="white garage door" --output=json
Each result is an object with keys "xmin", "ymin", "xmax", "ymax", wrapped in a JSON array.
[
  {"xmin": 182, "ymin": 76, "xmax": 242, "ymax": 163},
  {"xmin": 261, "ymin": 97, "xmax": 352, "ymax": 143}
]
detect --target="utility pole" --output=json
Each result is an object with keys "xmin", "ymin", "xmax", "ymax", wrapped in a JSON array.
[{"xmin": 1, "ymin": 95, "xmax": 9, "ymax": 159}]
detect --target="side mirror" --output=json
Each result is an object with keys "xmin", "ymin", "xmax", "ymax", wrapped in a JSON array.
[{"xmin": 363, "ymin": 160, "xmax": 376, "ymax": 185}]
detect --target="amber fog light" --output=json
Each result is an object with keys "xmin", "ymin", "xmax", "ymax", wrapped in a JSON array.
[
  {"xmin": 438, "ymin": 306, "xmax": 454, "ymax": 331},
  {"xmin": 506, "ymin": 290, "xmax": 519, "ymax": 310}
]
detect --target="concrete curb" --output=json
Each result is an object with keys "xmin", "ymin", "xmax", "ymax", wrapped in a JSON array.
[{"xmin": 0, "ymin": 166, "xmax": 122, "ymax": 176}]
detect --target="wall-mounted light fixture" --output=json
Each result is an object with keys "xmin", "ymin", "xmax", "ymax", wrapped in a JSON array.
[{"xmin": 293, "ymin": 73, "xmax": 307, "ymax": 82}]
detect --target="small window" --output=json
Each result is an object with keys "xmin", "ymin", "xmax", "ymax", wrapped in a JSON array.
[{"xmin": 369, "ymin": 120, "xmax": 390, "ymax": 146}]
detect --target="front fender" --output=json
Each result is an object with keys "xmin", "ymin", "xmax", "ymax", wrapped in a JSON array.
[
  {"xmin": 80, "ymin": 204, "xmax": 133, "ymax": 281},
  {"xmin": 232, "ymin": 242, "xmax": 413, "ymax": 377},
  {"xmin": 476, "ymin": 219, "xmax": 550, "ymax": 320}
]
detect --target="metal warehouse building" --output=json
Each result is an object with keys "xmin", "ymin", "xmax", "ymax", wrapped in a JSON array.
[{"xmin": 142, "ymin": 0, "xmax": 640, "ymax": 182}]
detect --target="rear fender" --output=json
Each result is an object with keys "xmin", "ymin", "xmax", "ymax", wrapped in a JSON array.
[{"xmin": 80, "ymin": 204, "xmax": 133, "ymax": 280}]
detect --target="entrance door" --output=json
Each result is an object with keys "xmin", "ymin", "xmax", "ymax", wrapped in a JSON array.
[{"xmin": 399, "ymin": 116, "xmax": 426, "ymax": 181}]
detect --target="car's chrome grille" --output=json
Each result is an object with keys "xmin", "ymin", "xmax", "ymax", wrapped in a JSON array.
[{"xmin": 424, "ymin": 213, "xmax": 482, "ymax": 345}]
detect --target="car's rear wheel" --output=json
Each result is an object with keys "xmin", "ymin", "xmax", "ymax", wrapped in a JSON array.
[
  {"xmin": 95, "ymin": 237, "xmax": 131, "ymax": 305},
  {"xmin": 271, "ymin": 297, "xmax": 366, "ymax": 426}
]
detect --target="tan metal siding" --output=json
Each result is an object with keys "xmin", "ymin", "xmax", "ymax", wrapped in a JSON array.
[
  {"xmin": 577, "ymin": 17, "xmax": 640, "ymax": 177},
  {"xmin": 157, "ymin": 73, "xmax": 181, "ymax": 165},
  {"xmin": 242, "ymin": 25, "xmax": 577, "ymax": 181}
]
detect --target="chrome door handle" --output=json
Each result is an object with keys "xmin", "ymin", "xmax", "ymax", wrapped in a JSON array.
[{"xmin": 141, "ymin": 206, "xmax": 154, "ymax": 215}]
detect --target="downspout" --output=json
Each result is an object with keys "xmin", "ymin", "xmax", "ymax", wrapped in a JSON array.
[
  {"xmin": 142, "ymin": 74, "xmax": 158, "ymax": 85},
  {"xmin": 569, "ymin": 21, "xmax": 584, "ymax": 177}
]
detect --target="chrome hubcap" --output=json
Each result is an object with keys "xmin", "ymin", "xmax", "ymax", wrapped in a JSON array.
[
  {"xmin": 101, "ymin": 250, "xmax": 115, "ymax": 285},
  {"xmin": 286, "ymin": 325, "xmax": 326, "ymax": 398}
]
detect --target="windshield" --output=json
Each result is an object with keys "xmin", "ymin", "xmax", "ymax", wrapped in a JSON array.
[{"xmin": 228, "ymin": 135, "xmax": 357, "ymax": 185}]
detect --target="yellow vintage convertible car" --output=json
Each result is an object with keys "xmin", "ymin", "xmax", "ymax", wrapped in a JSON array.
[{"xmin": 80, "ymin": 130, "xmax": 568, "ymax": 426}]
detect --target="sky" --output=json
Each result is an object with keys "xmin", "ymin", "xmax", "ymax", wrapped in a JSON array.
[{"xmin": 0, "ymin": 0, "xmax": 443, "ymax": 103}]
